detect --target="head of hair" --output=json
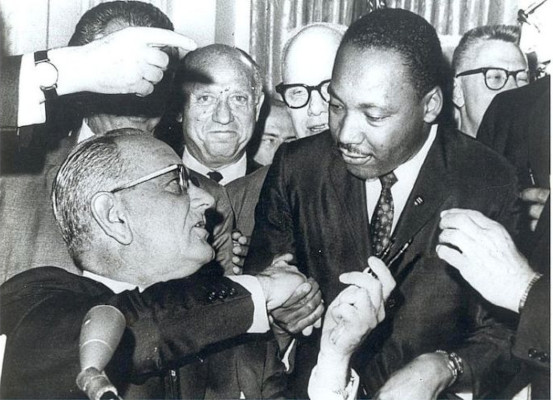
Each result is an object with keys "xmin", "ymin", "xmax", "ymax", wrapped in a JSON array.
[
  {"xmin": 281, "ymin": 22, "xmax": 347, "ymax": 72},
  {"xmin": 52, "ymin": 128, "xmax": 146, "ymax": 266},
  {"xmin": 66, "ymin": 1, "xmax": 175, "ymax": 120},
  {"xmin": 452, "ymin": 25, "xmax": 521, "ymax": 73},
  {"xmin": 340, "ymin": 8, "xmax": 446, "ymax": 99}
]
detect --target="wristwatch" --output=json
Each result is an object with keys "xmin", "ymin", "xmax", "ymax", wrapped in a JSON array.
[{"xmin": 34, "ymin": 50, "xmax": 59, "ymax": 101}]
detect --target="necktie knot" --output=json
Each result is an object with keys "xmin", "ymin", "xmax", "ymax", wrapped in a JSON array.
[
  {"xmin": 379, "ymin": 171, "xmax": 397, "ymax": 190},
  {"xmin": 207, "ymin": 170, "xmax": 223, "ymax": 183}
]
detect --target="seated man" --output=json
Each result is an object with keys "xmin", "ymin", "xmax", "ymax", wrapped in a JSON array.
[
  {"xmin": 0, "ymin": 130, "xmax": 320, "ymax": 398},
  {"xmin": 452, "ymin": 24, "xmax": 529, "ymax": 138}
]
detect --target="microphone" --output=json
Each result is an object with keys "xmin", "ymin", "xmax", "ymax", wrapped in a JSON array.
[{"xmin": 76, "ymin": 305, "xmax": 126, "ymax": 400}]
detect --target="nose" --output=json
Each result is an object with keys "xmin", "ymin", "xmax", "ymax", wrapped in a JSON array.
[
  {"xmin": 333, "ymin": 111, "xmax": 365, "ymax": 144},
  {"xmin": 212, "ymin": 98, "xmax": 234, "ymax": 124},
  {"xmin": 307, "ymin": 90, "xmax": 327, "ymax": 116},
  {"xmin": 188, "ymin": 182, "xmax": 215, "ymax": 211}
]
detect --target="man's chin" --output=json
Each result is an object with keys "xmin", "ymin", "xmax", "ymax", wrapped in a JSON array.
[{"xmin": 344, "ymin": 163, "xmax": 380, "ymax": 181}]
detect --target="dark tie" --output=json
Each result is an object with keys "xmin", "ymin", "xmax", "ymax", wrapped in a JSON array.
[
  {"xmin": 207, "ymin": 171, "xmax": 223, "ymax": 183},
  {"xmin": 370, "ymin": 171, "xmax": 398, "ymax": 257}
]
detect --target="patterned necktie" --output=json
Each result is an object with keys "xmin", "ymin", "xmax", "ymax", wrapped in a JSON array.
[
  {"xmin": 370, "ymin": 171, "xmax": 398, "ymax": 257},
  {"xmin": 207, "ymin": 170, "xmax": 223, "ymax": 183}
]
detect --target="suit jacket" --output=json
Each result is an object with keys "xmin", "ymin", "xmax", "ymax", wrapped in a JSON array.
[
  {"xmin": 0, "ymin": 266, "xmax": 284, "ymax": 399},
  {"xmin": 244, "ymin": 127, "xmax": 520, "ymax": 398},
  {"xmin": 478, "ymin": 77, "xmax": 550, "ymax": 399},
  {"xmin": 0, "ymin": 55, "xmax": 21, "ymax": 130},
  {"xmin": 226, "ymin": 165, "xmax": 270, "ymax": 237}
]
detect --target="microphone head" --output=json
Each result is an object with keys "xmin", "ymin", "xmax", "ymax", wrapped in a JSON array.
[{"xmin": 79, "ymin": 305, "xmax": 126, "ymax": 371}]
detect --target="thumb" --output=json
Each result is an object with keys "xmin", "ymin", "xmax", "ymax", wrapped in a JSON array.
[{"xmin": 367, "ymin": 257, "xmax": 396, "ymax": 300}]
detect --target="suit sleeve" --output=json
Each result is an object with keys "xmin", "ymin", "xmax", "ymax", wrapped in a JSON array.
[
  {"xmin": 512, "ymin": 275, "xmax": 550, "ymax": 370},
  {"xmin": 0, "ymin": 56, "xmax": 22, "ymax": 130},
  {"xmin": 243, "ymin": 145, "xmax": 297, "ymax": 274},
  {"xmin": 0, "ymin": 271, "xmax": 256, "ymax": 397}
]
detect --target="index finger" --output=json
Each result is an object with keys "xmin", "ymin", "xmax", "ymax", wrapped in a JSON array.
[
  {"xmin": 520, "ymin": 187, "xmax": 550, "ymax": 204},
  {"xmin": 130, "ymin": 27, "xmax": 198, "ymax": 51}
]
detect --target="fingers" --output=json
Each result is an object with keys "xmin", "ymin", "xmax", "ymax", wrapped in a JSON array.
[
  {"xmin": 435, "ymin": 244, "xmax": 466, "ymax": 271},
  {"xmin": 134, "ymin": 80, "xmax": 155, "ymax": 97},
  {"xmin": 520, "ymin": 187, "xmax": 550, "ymax": 204},
  {"xmin": 440, "ymin": 208, "xmax": 497, "ymax": 231},
  {"xmin": 272, "ymin": 253, "xmax": 294, "ymax": 265},
  {"xmin": 367, "ymin": 257, "xmax": 396, "ymax": 300},
  {"xmin": 141, "ymin": 66, "xmax": 165, "ymax": 84},
  {"xmin": 142, "ymin": 48, "xmax": 170, "ymax": 69},
  {"xmin": 529, "ymin": 202, "xmax": 545, "ymax": 221},
  {"xmin": 122, "ymin": 27, "xmax": 198, "ymax": 52}
]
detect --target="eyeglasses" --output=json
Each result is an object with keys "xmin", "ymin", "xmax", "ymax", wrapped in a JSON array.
[
  {"xmin": 110, "ymin": 164, "xmax": 189, "ymax": 193},
  {"xmin": 275, "ymin": 79, "xmax": 331, "ymax": 109},
  {"xmin": 455, "ymin": 67, "xmax": 529, "ymax": 91}
]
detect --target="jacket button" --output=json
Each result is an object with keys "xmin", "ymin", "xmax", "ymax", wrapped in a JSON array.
[
  {"xmin": 528, "ymin": 348, "xmax": 538, "ymax": 358},
  {"xmin": 538, "ymin": 353, "xmax": 549, "ymax": 362}
]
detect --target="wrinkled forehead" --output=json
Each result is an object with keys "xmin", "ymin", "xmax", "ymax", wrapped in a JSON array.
[{"xmin": 182, "ymin": 54, "xmax": 255, "ymax": 93}]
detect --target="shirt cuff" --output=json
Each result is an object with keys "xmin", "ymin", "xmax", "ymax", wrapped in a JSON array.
[
  {"xmin": 228, "ymin": 275, "xmax": 270, "ymax": 333},
  {"xmin": 308, "ymin": 365, "xmax": 359, "ymax": 400},
  {"xmin": 18, "ymin": 53, "xmax": 47, "ymax": 127}
]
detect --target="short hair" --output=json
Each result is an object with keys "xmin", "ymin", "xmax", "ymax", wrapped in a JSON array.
[
  {"xmin": 67, "ymin": 1, "xmax": 175, "ymax": 119},
  {"xmin": 174, "ymin": 44, "xmax": 264, "ymax": 104},
  {"xmin": 340, "ymin": 8, "xmax": 446, "ymax": 99},
  {"xmin": 452, "ymin": 25, "xmax": 521, "ymax": 73},
  {"xmin": 281, "ymin": 22, "xmax": 347, "ymax": 72},
  {"xmin": 68, "ymin": 0, "xmax": 173, "ymax": 46},
  {"xmin": 52, "ymin": 129, "xmax": 143, "ymax": 264}
]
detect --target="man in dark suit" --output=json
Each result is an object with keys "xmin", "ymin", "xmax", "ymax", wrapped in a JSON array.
[
  {"xmin": 244, "ymin": 8, "xmax": 520, "ymax": 398},
  {"xmin": 0, "ymin": 130, "xmax": 314, "ymax": 399}
]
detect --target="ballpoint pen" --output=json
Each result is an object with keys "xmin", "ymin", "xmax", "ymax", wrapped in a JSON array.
[{"xmin": 364, "ymin": 238, "xmax": 413, "ymax": 278}]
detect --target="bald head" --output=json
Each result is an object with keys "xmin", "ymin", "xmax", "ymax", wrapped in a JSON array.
[
  {"xmin": 176, "ymin": 44, "xmax": 265, "ymax": 169},
  {"xmin": 280, "ymin": 23, "xmax": 346, "ymax": 138}
]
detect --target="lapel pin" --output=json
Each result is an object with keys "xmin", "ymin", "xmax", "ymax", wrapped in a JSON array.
[{"xmin": 414, "ymin": 196, "xmax": 424, "ymax": 206}]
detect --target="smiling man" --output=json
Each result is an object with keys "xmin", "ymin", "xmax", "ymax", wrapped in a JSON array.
[
  {"xmin": 176, "ymin": 44, "xmax": 264, "ymax": 185},
  {"xmin": 245, "ymin": 8, "xmax": 521, "ymax": 399}
]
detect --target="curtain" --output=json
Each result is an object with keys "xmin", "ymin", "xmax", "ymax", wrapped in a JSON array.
[
  {"xmin": 250, "ymin": 0, "xmax": 385, "ymax": 95},
  {"xmin": 249, "ymin": 0, "xmax": 519, "ymax": 94}
]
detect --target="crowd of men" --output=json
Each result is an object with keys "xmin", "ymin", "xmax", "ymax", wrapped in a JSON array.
[{"xmin": 0, "ymin": 1, "xmax": 549, "ymax": 399}]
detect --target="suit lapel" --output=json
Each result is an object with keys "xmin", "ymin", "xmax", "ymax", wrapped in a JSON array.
[
  {"xmin": 390, "ymin": 129, "xmax": 452, "ymax": 275},
  {"xmin": 328, "ymin": 149, "xmax": 372, "ymax": 265}
]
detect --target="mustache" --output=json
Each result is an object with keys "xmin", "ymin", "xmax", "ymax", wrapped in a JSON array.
[{"xmin": 337, "ymin": 142, "xmax": 371, "ymax": 156}]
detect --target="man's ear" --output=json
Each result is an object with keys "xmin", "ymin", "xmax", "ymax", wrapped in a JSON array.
[
  {"xmin": 452, "ymin": 78, "xmax": 465, "ymax": 108},
  {"xmin": 255, "ymin": 92, "xmax": 266, "ymax": 121},
  {"xmin": 91, "ymin": 192, "xmax": 133, "ymax": 245},
  {"xmin": 422, "ymin": 86, "xmax": 443, "ymax": 124}
]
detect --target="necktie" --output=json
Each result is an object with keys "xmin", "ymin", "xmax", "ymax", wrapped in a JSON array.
[
  {"xmin": 370, "ymin": 171, "xmax": 397, "ymax": 257},
  {"xmin": 207, "ymin": 170, "xmax": 223, "ymax": 183}
]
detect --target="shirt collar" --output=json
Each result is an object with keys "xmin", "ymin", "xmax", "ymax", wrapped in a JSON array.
[
  {"xmin": 83, "ymin": 271, "xmax": 144, "ymax": 293},
  {"xmin": 182, "ymin": 147, "xmax": 247, "ymax": 185},
  {"xmin": 76, "ymin": 120, "xmax": 95, "ymax": 143}
]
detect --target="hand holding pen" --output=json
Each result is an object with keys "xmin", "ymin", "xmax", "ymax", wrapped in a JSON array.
[{"xmin": 364, "ymin": 238, "xmax": 413, "ymax": 279}]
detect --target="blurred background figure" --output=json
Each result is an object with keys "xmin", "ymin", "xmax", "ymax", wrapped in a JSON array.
[
  {"xmin": 252, "ymin": 99, "xmax": 295, "ymax": 166},
  {"xmin": 452, "ymin": 24, "xmax": 528, "ymax": 138}
]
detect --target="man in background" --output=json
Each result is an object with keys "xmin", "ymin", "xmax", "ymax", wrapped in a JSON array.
[
  {"xmin": 277, "ymin": 22, "xmax": 346, "ymax": 139},
  {"xmin": 176, "ymin": 44, "xmax": 264, "ymax": 185},
  {"xmin": 452, "ymin": 25, "xmax": 528, "ymax": 138}
]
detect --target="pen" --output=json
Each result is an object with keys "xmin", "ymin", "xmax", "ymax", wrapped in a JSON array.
[
  {"xmin": 528, "ymin": 163, "xmax": 536, "ymax": 186},
  {"xmin": 384, "ymin": 238, "xmax": 413, "ymax": 267}
]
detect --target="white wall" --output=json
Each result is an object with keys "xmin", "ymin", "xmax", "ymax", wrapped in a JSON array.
[{"xmin": 0, "ymin": 0, "xmax": 250, "ymax": 55}]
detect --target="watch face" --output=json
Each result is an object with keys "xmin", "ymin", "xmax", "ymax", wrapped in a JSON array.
[{"xmin": 36, "ymin": 61, "xmax": 58, "ymax": 88}]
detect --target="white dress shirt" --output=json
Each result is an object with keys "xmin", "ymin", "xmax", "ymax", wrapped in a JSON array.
[
  {"xmin": 17, "ymin": 54, "xmax": 47, "ymax": 127},
  {"xmin": 182, "ymin": 147, "xmax": 247, "ymax": 185},
  {"xmin": 365, "ymin": 124, "xmax": 437, "ymax": 234}
]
